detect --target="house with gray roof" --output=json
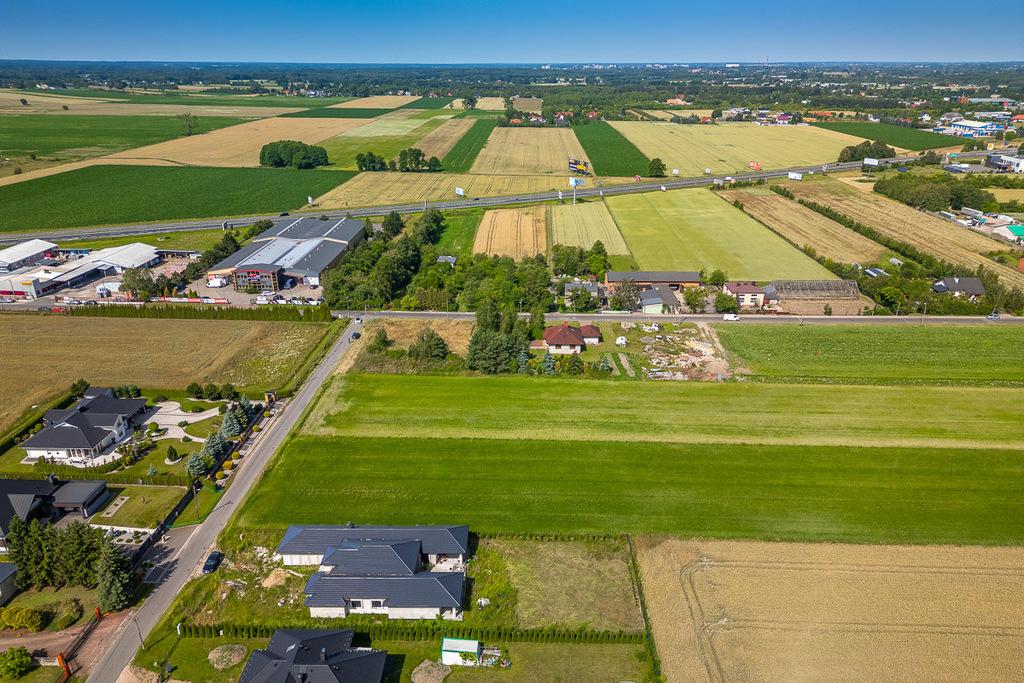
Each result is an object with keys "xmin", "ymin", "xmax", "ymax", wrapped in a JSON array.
[
  {"xmin": 238, "ymin": 629, "xmax": 386, "ymax": 683},
  {"xmin": 0, "ymin": 477, "xmax": 110, "ymax": 551},
  {"xmin": 22, "ymin": 388, "xmax": 147, "ymax": 465},
  {"xmin": 278, "ymin": 524, "xmax": 469, "ymax": 566},
  {"xmin": 932, "ymin": 276, "xmax": 986, "ymax": 299}
]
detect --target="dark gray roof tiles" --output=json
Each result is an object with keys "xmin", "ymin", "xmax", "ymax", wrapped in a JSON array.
[
  {"xmin": 238, "ymin": 629, "xmax": 386, "ymax": 683},
  {"xmin": 321, "ymin": 540, "xmax": 421, "ymax": 576},
  {"xmin": 51, "ymin": 480, "xmax": 107, "ymax": 507},
  {"xmin": 606, "ymin": 270, "xmax": 701, "ymax": 282},
  {"xmin": 278, "ymin": 525, "xmax": 469, "ymax": 558},
  {"xmin": 304, "ymin": 572, "xmax": 465, "ymax": 609}
]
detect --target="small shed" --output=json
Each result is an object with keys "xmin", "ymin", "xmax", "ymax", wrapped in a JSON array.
[{"xmin": 441, "ymin": 638, "xmax": 481, "ymax": 667}]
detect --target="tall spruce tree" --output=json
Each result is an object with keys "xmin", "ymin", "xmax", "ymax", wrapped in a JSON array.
[{"xmin": 96, "ymin": 540, "xmax": 134, "ymax": 612}]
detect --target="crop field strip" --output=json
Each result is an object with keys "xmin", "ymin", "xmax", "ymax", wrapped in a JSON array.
[
  {"xmin": 0, "ymin": 89, "xmax": 350, "ymax": 113},
  {"xmin": 990, "ymin": 188, "xmax": 1024, "ymax": 201},
  {"xmin": 472, "ymin": 206, "xmax": 547, "ymax": 258},
  {"xmin": 2, "ymin": 88, "xmax": 353, "ymax": 108},
  {"xmin": 511, "ymin": 96, "xmax": 543, "ymax": 113},
  {"xmin": 412, "ymin": 117, "xmax": 476, "ymax": 160},
  {"xmin": 606, "ymin": 188, "xmax": 834, "ymax": 279},
  {"xmin": 638, "ymin": 537, "xmax": 1024, "ymax": 683},
  {"xmin": 812, "ymin": 121, "xmax": 957, "ymax": 150},
  {"xmin": 608, "ymin": 121, "xmax": 860, "ymax": 176},
  {"xmin": 280, "ymin": 107, "xmax": 393, "ymax": 118},
  {"xmin": 550, "ymin": 201, "xmax": 631, "ymax": 254},
  {"xmin": 440, "ymin": 118, "xmax": 499, "ymax": 172},
  {"xmin": 399, "ymin": 97, "xmax": 456, "ymax": 109},
  {"xmin": 470, "ymin": 127, "xmax": 591, "ymax": 176},
  {"xmin": 572, "ymin": 121, "xmax": 651, "ymax": 177},
  {"xmin": 0, "ymin": 165, "xmax": 355, "ymax": 231},
  {"xmin": 318, "ymin": 115, "xmax": 453, "ymax": 170},
  {"xmin": 781, "ymin": 176, "xmax": 1024, "ymax": 289},
  {"xmin": 720, "ymin": 187, "xmax": 888, "ymax": 263},
  {"xmin": 640, "ymin": 109, "xmax": 714, "ymax": 120},
  {"xmin": 330, "ymin": 95, "xmax": 421, "ymax": 109},
  {"xmin": 474, "ymin": 97, "xmax": 508, "ymax": 111}
]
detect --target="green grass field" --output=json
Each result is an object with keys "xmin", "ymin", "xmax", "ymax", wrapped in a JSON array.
[
  {"xmin": 715, "ymin": 324, "xmax": 1024, "ymax": 384},
  {"xmin": 281, "ymin": 108, "xmax": 393, "ymax": 118},
  {"xmin": 436, "ymin": 208, "xmax": 485, "ymax": 257},
  {"xmin": 399, "ymin": 97, "xmax": 456, "ymax": 109},
  {"xmin": 321, "ymin": 116, "xmax": 450, "ymax": 169},
  {"xmin": 0, "ymin": 165, "xmax": 355, "ymax": 231},
  {"xmin": 572, "ymin": 121, "xmax": 650, "ymax": 177},
  {"xmin": 11, "ymin": 89, "xmax": 351, "ymax": 108},
  {"xmin": 98, "ymin": 485, "xmax": 186, "ymax": 528},
  {"xmin": 441, "ymin": 118, "xmax": 498, "ymax": 172},
  {"xmin": 606, "ymin": 188, "xmax": 833, "ymax": 279},
  {"xmin": 60, "ymin": 228, "xmax": 229, "ymax": 252},
  {"xmin": 0, "ymin": 114, "xmax": 246, "ymax": 158},
  {"xmin": 812, "ymin": 121, "xmax": 955, "ymax": 150}
]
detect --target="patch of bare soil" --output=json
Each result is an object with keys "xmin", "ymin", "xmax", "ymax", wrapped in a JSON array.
[
  {"xmin": 208, "ymin": 644, "xmax": 247, "ymax": 670},
  {"xmin": 639, "ymin": 323, "xmax": 734, "ymax": 381},
  {"xmin": 411, "ymin": 659, "xmax": 451, "ymax": 683},
  {"xmin": 261, "ymin": 568, "xmax": 291, "ymax": 589}
]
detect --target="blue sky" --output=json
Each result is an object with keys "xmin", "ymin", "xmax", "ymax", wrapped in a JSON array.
[{"xmin": 2, "ymin": 1, "xmax": 1019, "ymax": 63}]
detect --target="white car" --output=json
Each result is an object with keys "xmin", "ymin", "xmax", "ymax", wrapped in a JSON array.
[{"xmin": 722, "ymin": 313, "xmax": 740, "ymax": 321}]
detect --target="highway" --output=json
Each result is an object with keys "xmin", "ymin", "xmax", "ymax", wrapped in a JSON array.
[
  {"xmin": 88, "ymin": 320, "xmax": 357, "ymax": 683},
  {"xmin": 0, "ymin": 151, "xmax": 990, "ymax": 245}
]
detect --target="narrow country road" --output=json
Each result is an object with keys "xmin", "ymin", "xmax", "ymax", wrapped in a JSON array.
[{"xmin": 89, "ymin": 320, "xmax": 357, "ymax": 683}]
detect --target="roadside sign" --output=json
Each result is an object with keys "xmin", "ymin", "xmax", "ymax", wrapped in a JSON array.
[
  {"xmin": 558, "ymin": 190, "xmax": 563, "ymax": 200},
  {"xmin": 660, "ymin": 185, "xmax": 667, "ymax": 191},
  {"xmin": 863, "ymin": 157, "xmax": 880, "ymax": 166},
  {"xmin": 569, "ymin": 177, "xmax": 585, "ymax": 188},
  {"xmin": 672, "ymin": 168, "xmax": 679, "ymax": 175},
  {"xmin": 455, "ymin": 187, "xmax": 465, "ymax": 197},
  {"xmin": 788, "ymin": 171, "xmax": 804, "ymax": 181},
  {"xmin": 307, "ymin": 195, "xmax": 314, "ymax": 205}
]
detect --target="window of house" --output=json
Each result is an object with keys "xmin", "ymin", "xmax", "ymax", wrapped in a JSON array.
[
  {"xmin": 370, "ymin": 599, "xmax": 384, "ymax": 608},
  {"xmin": 350, "ymin": 599, "xmax": 362, "ymax": 608}
]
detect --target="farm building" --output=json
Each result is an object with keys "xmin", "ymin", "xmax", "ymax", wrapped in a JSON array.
[
  {"xmin": 541, "ymin": 323, "xmax": 586, "ymax": 354},
  {"xmin": 0, "ymin": 239, "xmax": 57, "ymax": 273},
  {"xmin": 605, "ymin": 271, "xmax": 701, "ymax": 292},
  {"xmin": 277, "ymin": 524, "xmax": 469, "ymax": 566},
  {"xmin": 639, "ymin": 286, "xmax": 681, "ymax": 314},
  {"xmin": 945, "ymin": 120, "xmax": 1004, "ymax": 137},
  {"xmin": 0, "ymin": 242, "xmax": 159, "ymax": 300},
  {"xmin": 20, "ymin": 388, "xmax": 147, "ymax": 465},
  {"xmin": 208, "ymin": 217, "xmax": 366, "ymax": 290},
  {"xmin": 238, "ymin": 629, "xmax": 387, "ymax": 683},
  {"xmin": 932, "ymin": 276, "xmax": 986, "ymax": 299},
  {"xmin": 0, "ymin": 478, "xmax": 111, "ymax": 551},
  {"xmin": 723, "ymin": 282, "xmax": 765, "ymax": 309}
]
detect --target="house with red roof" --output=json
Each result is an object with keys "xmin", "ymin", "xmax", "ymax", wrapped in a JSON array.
[
  {"xmin": 541, "ymin": 323, "xmax": 586, "ymax": 354},
  {"xmin": 723, "ymin": 282, "xmax": 765, "ymax": 309}
]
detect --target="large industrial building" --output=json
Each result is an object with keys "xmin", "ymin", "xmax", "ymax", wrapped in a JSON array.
[
  {"xmin": 208, "ymin": 217, "xmax": 366, "ymax": 291},
  {"xmin": 0, "ymin": 239, "xmax": 57, "ymax": 273},
  {"xmin": 0, "ymin": 242, "xmax": 160, "ymax": 300}
]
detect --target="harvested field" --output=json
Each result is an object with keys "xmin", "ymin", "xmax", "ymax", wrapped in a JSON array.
[
  {"xmin": 721, "ymin": 187, "xmax": 887, "ymax": 262},
  {"xmin": 991, "ymin": 188, "xmax": 1024, "ymax": 201},
  {"xmin": 641, "ymin": 109, "xmax": 713, "ymax": 120},
  {"xmin": 398, "ymin": 97, "xmax": 455, "ymax": 109},
  {"xmin": 0, "ymin": 315, "xmax": 332, "ymax": 432},
  {"xmin": 444, "ymin": 99, "xmax": 465, "ymax": 110},
  {"xmin": 413, "ymin": 117, "xmax": 475, "ymax": 159},
  {"xmin": 0, "ymin": 98, "xmax": 298, "ymax": 119},
  {"xmin": 474, "ymin": 97, "xmax": 507, "ymax": 111},
  {"xmin": 637, "ymin": 536, "xmax": 1024, "ymax": 683},
  {"xmin": 782, "ymin": 176, "xmax": 1024, "ymax": 289},
  {"xmin": 550, "ymin": 201, "xmax": 630, "ymax": 254},
  {"xmin": 104, "ymin": 116, "xmax": 372, "ymax": 166},
  {"xmin": 471, "ymin": 127, "xmax": 590, "ymax": 176},
  {"xmin": 472, "ymin": 206, "xmax": 547, "ymax": 258},
  {"xmin": 511, "ymin": 96, "xmax": 543, "ymax": 113},
  {"xmin": 609, "ymin": 121, "xmax": 859, "ymax": 176},
  {"xmin": 330, "ymin": 95, "xmax": 421, "ymax": 109}
]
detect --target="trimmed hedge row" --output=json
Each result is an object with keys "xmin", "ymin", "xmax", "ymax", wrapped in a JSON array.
[
  {"xmin": 65, "ymin": 303, "xmax": 333, "ymax": 322},
  {"xmin": 0, "ymin": 469, "xmax": 190, "ymax": 487}
]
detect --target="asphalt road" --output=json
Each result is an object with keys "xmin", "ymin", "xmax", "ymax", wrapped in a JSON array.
[
  {"xmin": 0, "ymin": 151, "xmax": 991, "ymax": 245},
  {"xmin": 88, "ymin": 320, "xmax": 357, "ymax": 683}
]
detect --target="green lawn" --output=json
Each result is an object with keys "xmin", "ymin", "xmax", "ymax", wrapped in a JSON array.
[
  {"xmin": 446, "ymin": 643, "xmax": 646, "ymax": 682},
  {"xmin": 183, "ymin": 415, "xmax": 221, "ymax": 439},
  {"xmin": 96, "ymin": 485, "xmax": 186, "ymax": 529},
  {"xmin": 6, "ymin": 585, "xmax": 98, "ymax": 630},
  {"xmin": 282, "ymin": 108, "xmax": 393, "ymax": 118},
  {"xmin": 812, "ymin": 121, "xmax": 955, "ymax": 151},
  {"xmin": 606, "ymin": 188, "xmax": 833, "ymax": 279},
  {"xmin": 715, "ymin": 324, "xmax": 1024, "ymax": 384},
  {"xmin": 135, "ymin": 636, "xmax": 267, "ymax": 683},
  {"xmin": 61, "ymin": 228, "xmax": 228, "ymax": 252},
  {"xmin": 118, "ymin": 439, "xmax": 198, "ymax": 479},
  {"xmin": 572, "ymin": 121, "xmax": 650, "ymax": 177},
  {"xmin": 0, "ymin": 165, "xmax": 356, "ymax": 231},
  {"xmin": 0, "ymin": 114, "xmax": 246, "ymax": 158},
  {"xmin": 436, "ymin": 208, "xmax": 485, "ymax": 257},
  {"xmin": 441, "ymin": 118, "xmax": 498, "ymax": 172}
]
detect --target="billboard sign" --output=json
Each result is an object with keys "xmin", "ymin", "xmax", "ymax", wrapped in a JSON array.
[
  {"xmin": 863, "ymin": 157, "xmax": 880, "ymax": 166},
  {"xmin": 455, "ymin": 187, "xmax": 465, "ymax": 197},
  {"xmin": 569, "ymin": 177, "xmax": 585, "ymax": 188},
  {"xmin": 787, "ymin": 171, "xmax": 804, "ymax": 181},
  {"xmin": 568, "ymin": 158, "xmax": 590, "ymax": 174}
]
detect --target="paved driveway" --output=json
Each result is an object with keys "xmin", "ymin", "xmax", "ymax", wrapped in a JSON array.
[{"xmin": 147, "ymin": 402, "xmax": 220, "ymax": 442}]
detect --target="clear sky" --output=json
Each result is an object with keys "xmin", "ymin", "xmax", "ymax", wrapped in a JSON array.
[{"xmin": 2, "ymin": 0, "xmax": 1019, "ymax": 63}]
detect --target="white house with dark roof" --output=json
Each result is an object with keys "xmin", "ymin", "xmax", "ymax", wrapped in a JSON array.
[{"xmin": 723, "ymin": 282, "xmax": 765, "ymax": 309}]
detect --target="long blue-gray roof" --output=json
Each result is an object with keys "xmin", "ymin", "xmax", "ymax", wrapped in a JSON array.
[
  {"xmin": 304, "ymin": 572, "xmax": 464, "ymax": 609},
  {"xmin": 278, "ymin": 525, "xmax": 469, "ymax": 558}
]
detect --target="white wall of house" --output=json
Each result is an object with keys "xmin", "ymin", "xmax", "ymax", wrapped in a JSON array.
[
  {"xmin": 546, "ymin": 343, "xmax": 582, "ymax": 355},
  {"xmin": 281, "ymin": 554, "xmax": 323, "ymax": 566},
  {"xmin": 308, "ymin": 605, "xmax": 457, "ymax": 620}
]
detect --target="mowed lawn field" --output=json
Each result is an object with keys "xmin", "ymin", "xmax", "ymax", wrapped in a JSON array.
[
  {"xmin": 608, "ymin": 121, "xmax": 858, "ymax": 176},
  {"xmin": 606, "ymin": 188, "xmax": 833, "ymax": 279},
  {"xmin": 234, "ymin": 373, "xmax": 1024, "ymax": 544},
  {"xmin": 550, "ymin": 200, "xmax": 630, "ymax": 254},
  {"xmin": 715, "ymin": 324, "xmax": 1024, "ymax": 384},
  {"xmin": 0, "ymin": 165, "xmax": 354, "ymax": 230},
  {"xmin": 0, "ymin": 315, "xmax": 333, "ymax": 432},
  {"xmin": 812, "ymin": 121, "xmax": 956, "ymax": 150},
  {"xmin": 572, "ymin": 121, "xmax": 650, "ymax": 177}
]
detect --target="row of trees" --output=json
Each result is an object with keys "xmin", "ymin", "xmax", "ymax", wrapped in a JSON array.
[
  {"xmin": 355, "ymin": 148, "xmax": 443, "ymax": 172},
  {"xmin": 837, "ymin": 140, "xmax": 896, "ymax": 163},
  {"xmin": 873, "ymin": 173, "xmax": 997, "ymax": 212},
  {"xmin": 186, "ymin": 382, "xmax": 239, "ymax": 401},
  {"xmin": 259, "ymin": 140, "xmax": 329, "ymax": 169}
]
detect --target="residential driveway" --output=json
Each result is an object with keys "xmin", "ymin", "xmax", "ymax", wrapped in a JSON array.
[{"xmin": 148, "ymin": 402, "xmax": 219, "ymax": 442}]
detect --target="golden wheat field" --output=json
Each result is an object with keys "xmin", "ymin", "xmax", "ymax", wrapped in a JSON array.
[
  {"xmin": 550, "ymin": 201, "xmax": 630, "ymax": 254},
  {"xmin": 990, "ymin": 188, "xmax": 1024, "ymax": 202},
  {"xmin": 315, "ymin": 172, "xmax": 582, "ymax": 208},
  {"xmin": 330, "ymin": 95, "xmax": 421, "ymax": 109},
  {"xmin": 474, "ymin": 97, "xmax": 507, "ymax": 111},
  {"xmin": 471, "ymin": 127, "xmax": 590, "ymax": 176},
  {"xmin": 782, "ymin": 177, "xmax": 1024, "ymax": 289},
  {"xmin": 104, "ymin": 116, "xmax": 372, "ymax": 166},
  {"xmin": 407, "ymin": 117, "xmax": 475, "ymax": 159},
  {"xmin": 641, "ymin": 109, "xmax": 714, "ymax": 120},
  {"xmin": 720, "ymin": 187, "xmax": 887, "ymax": 263},
  {"xmin": 637, "ymin": 536, "xmax": 1024, "ymax": 683},
  {"xmin": 472, "ymin": 206, "xmax": 547, "ymax": 258},
  {"xmin": 511, "ymin": 96, "xmax": 543, "ymax": 113},
  {"xmin": 0, "ymin": 91, "xmax": 298, "ymax": 118}
]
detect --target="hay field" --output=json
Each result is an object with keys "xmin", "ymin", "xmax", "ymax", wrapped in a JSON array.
[
  {"xmin": 414, "ymin": 117, "xmax": 476, "ymax": 159},
  {"xmin": 511, "ymin": 96, "xmax": 543, "ymax": 113},
  {"xmin": 642, "ymin": 109, "xmax": 713, "ymax": 120},
  {"xmin": 0, "ymin": 316, "xmax": 331, "ymax": 432},
  {"xmin": 550, "ymin": 201, "xmax": 630, "ymax": 254},
  {"xmin": 721, "ymin": 187, "xmax": 887, "ymax": 263},
  {"xmin": 471, "ymin": 127, "xmax": 590, "ymax": 175},
  {"xmin": 782, "ymin": 177, "xmax": 1024, "ymax": 289},
  {"xmin": 609, "ymin": 121, "xmax": 858, "ymax": 176},
  {"xmin": 607, "ymin": 188, "xmax": 833, "ymax": 279},
  {"xmin": 331, "ymin": 95, "xmax": 420, "ymax": 109},
  {"xmin": 472, "ymin": 206, "xmax": 547, "ymax": 258},
  {"xmin": 991, "ymin": 188, "xmax": 1024, "ymax": 202},
  {"xmin": 638, "ymin": 536, "xmax": 1024, "ymax": 683},
  {"xmin": 475, "ymin": 97, "xmax": 507, "ymax": 111},
  {"xmin": 105, "ymin": 116, "xmax": 372, "ymax": 166}
]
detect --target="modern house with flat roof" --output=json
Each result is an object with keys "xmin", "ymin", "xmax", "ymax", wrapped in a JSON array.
[
  {"xmin": 238, "ymin": 629, "xmax": 386, "ymax": 683},
  {"xmin": 208, "ymin": 217, "xmax": 366, "ymax": 290},
  {"xmin": 0, "ymin": 477, "xmax": 110, "ymax": 551}
]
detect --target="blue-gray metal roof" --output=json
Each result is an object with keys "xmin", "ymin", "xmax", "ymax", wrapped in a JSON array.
[
  {"xmin": 607, "ymin": 270, "xmax": 701, "ymax": 283},
  {"xmin": 257, "ymin": 217, "xmax": 366, "ymax": 244},
  {"xmin": 321, "ymin": 540, "xmax": 420, "ymax": 576},
  {"xmin": 0, "ymin": 563, "xmax": 15, "ymax": 585},
  {"xmin": 278, "ymin": 525, "xmax": 469, "ymax": 558},
  {"xmin": 304, "ymin": 572, "xmax": 464, "ymax": 609}
]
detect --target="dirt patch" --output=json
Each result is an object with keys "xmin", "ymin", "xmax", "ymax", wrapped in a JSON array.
[
  {"xmin": 636, "ymin": 322, "xmax": 733, "ymax": 381},
  {"xmin": 472, "ymin": 206, "xmax": 547, "ymax": 258},
  {"xmin": 261, "ymin": 568, "xmax": 292, "ymax": 589},
  {"xmin": 637, "ymin": 536, "xmax": 1024, "ymax": 683},
  {"xmin": 474, "ymin": 97, "xmax": 507, "ymax": 111},
  {"xmin": 336, "ymin": 319, "xmax": 474, "ymax": 376},
  {"xmin": 411, "ymin": 659, "xmax": 450, "ymax": 683},
  {"xmin": 208, "ymin": 644, "xmax": 247, "ymax": 670},
  {"xmin": 510, "ymin": 97, "xmax": 543, "ymax": 113}
]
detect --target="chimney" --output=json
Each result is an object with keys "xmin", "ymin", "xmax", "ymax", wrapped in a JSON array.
[{"xmin": 320, "ymin": 647, "xmax": 326, "ymax": 662}]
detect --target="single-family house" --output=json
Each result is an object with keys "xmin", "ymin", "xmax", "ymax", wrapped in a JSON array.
[
  {"xmin": 542, "ymin": 323, "xmax": 585, "ymax": 354},
  {"xmin": 304, "ymin": 571, "xmax": 465, "ymax": 620},
  {"xmin": 277, "ymin": 524, "xmax": 469, "ymax": 566},
  {"xmin": 639, "ymin": 285, "xmax": 680, "ymax": 314},
  {"xmin": 932, "ymin": 276, "xmax": 986, "ymax": 299},
  {"xmin": 563, "ymin": 281, "xmax": 605, "ymax": 303},
  {"xmin": 238, "ymin": 629, "xmax": 386, "ymax": 683},
  {"xmin": 579, "ymin": 324, "xmax": 601, "ymax": 346},
  {"xmin": 723, "ymin": 282, "xmax": 765, "ymax": 309},
  {"xmin": 0, "ymin": 478, "xmax": 110, "ymax": 551},
  {"xmin": 21, "ymin": 389, "xmax": 147, "ymax": 464},
  {"xmin": 0, "ymin": 564, "xmax": 16, "ymax": 606}
]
